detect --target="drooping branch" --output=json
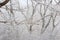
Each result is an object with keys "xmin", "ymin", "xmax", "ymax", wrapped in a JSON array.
[{"xmin": 0, "ymin": 0, "xmax": 9, "ymax": 7}]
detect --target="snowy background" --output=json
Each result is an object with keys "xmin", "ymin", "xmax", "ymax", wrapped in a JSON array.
[{"xmin": 0, "ymin": 0, "xmax": 60, "ymax": 40}]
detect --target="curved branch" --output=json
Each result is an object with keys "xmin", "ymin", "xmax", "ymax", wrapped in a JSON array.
[{"xmin": 0, "ymin": 0, "xmax": 9, "ymax": 7}]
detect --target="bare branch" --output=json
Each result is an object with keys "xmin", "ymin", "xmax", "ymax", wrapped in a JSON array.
[{"xmin": 0, "ymin": 0, "xmax": 9, "ymax": 7}]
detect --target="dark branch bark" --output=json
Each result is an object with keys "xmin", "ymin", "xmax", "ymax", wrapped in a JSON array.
[{"xmin": 0, "ymin": 0, "xmax": 9, "ymax": 7}]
